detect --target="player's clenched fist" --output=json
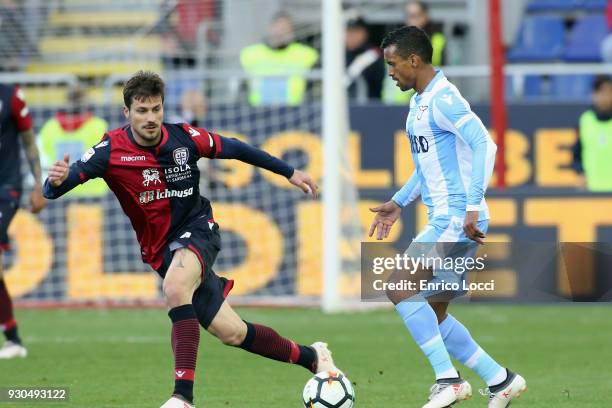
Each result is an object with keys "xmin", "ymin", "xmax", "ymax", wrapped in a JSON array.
[{"xmin": 48, "ymin": 153, "xmax": 70, "ymax": 187}]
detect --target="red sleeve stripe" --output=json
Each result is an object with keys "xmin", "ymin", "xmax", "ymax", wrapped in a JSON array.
[
  {"xmin": 212, "ymin": 133, "xmax": 222, "ymax": 157},
  {"xmin": 11, "ymin": 87, "xmax": 33, "ymax": 131}
]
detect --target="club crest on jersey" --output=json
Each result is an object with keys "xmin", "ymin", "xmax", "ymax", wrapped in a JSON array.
[
  {"xmin": 417, "ymin": 105, "xmax": 428, "ymax": 120},
  {"xmin": 173, "ymin": 147, "xmax": 189, "ymax": 166},
  {"xmin": 142, "ymin": 168, "xmax": 161, "ymax": 186}
]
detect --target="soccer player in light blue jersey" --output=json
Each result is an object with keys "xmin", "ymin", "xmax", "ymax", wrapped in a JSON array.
[{"xmin": 369, "ymin": 26, "xmax": 526, "ymax": 408}]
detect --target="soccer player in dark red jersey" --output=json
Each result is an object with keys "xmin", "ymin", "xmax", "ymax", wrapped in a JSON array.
[
  {"xmin": 43, "ymin": 71, "xmax": 340, "ymax": 408},
  {"xmin": 0, "ymin": 84, "xmax": 45, "ymax": 360}
]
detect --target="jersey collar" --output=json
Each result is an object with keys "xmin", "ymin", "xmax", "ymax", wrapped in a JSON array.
[{"xmin": 421, "ymin": 69, "xmax": 444, "ymax": 94}]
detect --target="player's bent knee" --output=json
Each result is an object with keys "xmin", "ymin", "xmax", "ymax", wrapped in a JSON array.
[
  {"xmin": 386, "ymin": 287, "xmax": 416, "ymax": 305},
  {"xmin": 215, "ymin": 322, "xmax": 247, "ymax": 346},
  {"xmin": 219, "ymin": 330, "xmax": 245, "ymax": 346},
  {"xmin": 163, "ymin": 277, "xmax": 193, "ymax": 307},
  {"xmin": 385, "ymin": 269, "xmax": 418, "ymax": 305}
]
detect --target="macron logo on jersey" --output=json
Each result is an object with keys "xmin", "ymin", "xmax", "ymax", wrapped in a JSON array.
[{"xmin": 121, "ymin": 155, "xmax": 146, "ymax": 162}]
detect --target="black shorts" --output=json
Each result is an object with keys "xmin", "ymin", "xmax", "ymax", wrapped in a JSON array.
[
  {"xmin": 0, "ymin": 199, "xmax": 19, "ymax": 252},
  {"xmin": 156, "ymin": 215, "xmax": 234, "ymax": 329}
]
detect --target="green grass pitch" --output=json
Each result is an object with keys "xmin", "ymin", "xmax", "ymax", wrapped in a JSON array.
[{"xmin": 1, "ymin": 304, "xmax": 610, "ymax": 407}]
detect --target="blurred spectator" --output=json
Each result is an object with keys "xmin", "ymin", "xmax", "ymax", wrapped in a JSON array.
[
  {"xmin": 345, "ymin": 17, "xmax": 385, "ymax": 101},
  {"xmin": 240, "ymin": 12, "xmax": 318, "ymax": 106},
  {"xmin": 601, "ymin": 0, "xmax": 612, "ymax": 62},
  {"xmin": 0, "ymin": 0, "xmax": 37, "ymax": 71},
  {"xmin": 175, "ymin": 0, "xmax": 217, "ymax": 48},
  {"xmin": 383, "ymin": 1, "xmax": 447, "ymax": 105},
  {"xmin": 572, "ymin": 75, "xmax": 612, "ymax": 191},
  {"xmin": 168, "ymin": 89, "xmax": 221, "ymax": 194},
  {"xmin": 179, "ymin": 89, "xmax": 208, "ymax": 128},
  {"xmin": 176, "ymin": 89, "xmax": 221, "ymax": 194},
  {"xmin": 158, "ymin": 0, "xmax": 219, "ymax": 69},
  {"xmin": 39, "ymin": 84, "xmax": 109, "ymax": 198},
  {"xmin": 405, "ymin": 1, "xmax": 446, "ymax": 66}
]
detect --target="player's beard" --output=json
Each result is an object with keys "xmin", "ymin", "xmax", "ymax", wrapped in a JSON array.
[{"xmin": 135, "ymin": 125, "xmax": 161, "ymax": 144}]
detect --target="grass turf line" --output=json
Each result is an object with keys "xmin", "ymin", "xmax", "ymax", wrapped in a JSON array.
[{"xmin": 0, "ymin": 304, "xmax": 610, "ymax": 407}]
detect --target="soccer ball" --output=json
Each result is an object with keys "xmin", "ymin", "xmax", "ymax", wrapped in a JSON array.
[{"xmin": 302, "ymin": 371, "xmax": 355, "ymax": 408}]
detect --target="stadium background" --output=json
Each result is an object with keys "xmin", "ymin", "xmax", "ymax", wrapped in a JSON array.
[{"xmin": 1, "ymin": 0, "xmax": 611, "ymax": 407}]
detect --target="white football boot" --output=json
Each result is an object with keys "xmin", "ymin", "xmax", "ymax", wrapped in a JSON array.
[
  {"xmin": 422, "ymin": 376, "xmax": 472, "ymax": 408},
  {"xmin": 480, "ymin": 370, "xmax": 527, "ymax": 408},
  {"xmin": 0, "ymin": 341, "xmax": 27, "ymax": 359},
  {"xmin": 160, "ymin": 396, "xmax": 195, "ymax": 408},
  {"xmin": 311, "ymin": 342, "xmax": 342, "ymax": 374}
]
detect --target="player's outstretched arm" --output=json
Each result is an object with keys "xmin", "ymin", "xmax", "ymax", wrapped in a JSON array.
[
  {"xmin": 43, "ymin": 153, "xmax": 81, "ymax": 199},
  {"xmin": 216, "ymin": 136, "xmax": 318, "ymax": 198},
  {"xmin": 368, "ymin": 171, "xmax": 419, "ymax": 240}
]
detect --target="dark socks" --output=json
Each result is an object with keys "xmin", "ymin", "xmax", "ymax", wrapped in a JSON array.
[
  {"xmin": 169, "ymin": 304, "xmax": 200, "ymax": 403},
  {"xmin": 0, "ymin": 279, "xmax": 20, "ymax": 344},
  {"xmin": 239, "ymin": 321, "xmax": 317, "ymax": 373}
]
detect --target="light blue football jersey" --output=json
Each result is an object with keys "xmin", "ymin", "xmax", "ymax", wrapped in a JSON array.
[{"xmin": 392, "ymin": 70, "xmax": 497, "ymax": 221}]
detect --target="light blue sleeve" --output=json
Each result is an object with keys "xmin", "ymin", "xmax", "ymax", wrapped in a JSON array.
[
  {"xmin": 432, "ymin": 92, "xmax": 496, "ymax": 210},
  {"xmin": 392, "ymin": 170, "xmax": 420, "ymax": 207}
]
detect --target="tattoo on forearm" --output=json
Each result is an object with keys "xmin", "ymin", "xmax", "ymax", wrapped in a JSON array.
[{"xmin": 20, "ymin": 129, "xmax": 42, "ymax": 183}]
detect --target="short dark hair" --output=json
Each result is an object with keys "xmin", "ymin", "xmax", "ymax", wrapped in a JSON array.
[
  {"xmin": 123, "ymin": 70, "xmax": 165, "ymax": 109},
  {"xmin": 593, "ymin": 75, "xmax": 612, "ymax": 92},
  {"xmin": 380, "ymin": 26, "xmax": 433, "ymax": 63},
  {"xmin": 347, "ymin": 16, "xmax": 368, "ymax": 30},
  {"xmin": 409, "ymin": 1, "xmax": 429, "ymax": 14}
]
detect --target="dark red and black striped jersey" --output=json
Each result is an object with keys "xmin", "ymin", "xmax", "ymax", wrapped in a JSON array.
[
  {"xmin": 72, "ymin": 123, "xmax": 222, "ymax": 269},
  {"xmin": 0, "ymin": 84, "xmax": 33, "ymax": 196}
]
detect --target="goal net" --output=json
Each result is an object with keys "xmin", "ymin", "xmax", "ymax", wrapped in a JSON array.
[{"xmin": 2, "ymin": 0, "xmax": 365, "ymax": 309}]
